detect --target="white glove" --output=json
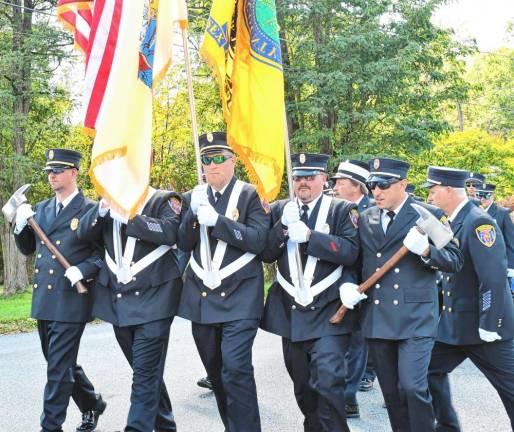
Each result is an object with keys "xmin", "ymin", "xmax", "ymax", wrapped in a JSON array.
[
  {"xmin": 14, "ymin": 203, "xmax": 35, "ymax": 234},
  {"xmin": 190, "ymin": 185, "xmax": 209, "ymax": 215},
  {"xmin": 64, "ymin": 266, "xmax": 84, "ymax": 286},
  {"xmin": 281, "ymin": 201, "xmax": 300, "ymax": 226},
  {"xmin": 197, "ymin": 203, "xmax": 219, "ymax": 227},
  {"xmin": 478, "ymin": 328, "xmax": 502, "ymax": 343},
  {"xmin": 339, "ymin": 282, "xmax": 367, "ymax": 309},
  {"xmin": 288, "ymin": 221, "xmax": 310, "ymax": 243},
  {"xmin": 507, "ymin": 268, "xmax": 514, "ymax": 278},
  {"xmin": 403, "ymin": 226, "xmax": 429, "ymax": 256},
  {"xmin": 98, "ymin": 199, "xmax": 109, "ymax": 217},
  {"xmin": 110, "ymin": 209, "xmax": 128, "ymax": 224}
]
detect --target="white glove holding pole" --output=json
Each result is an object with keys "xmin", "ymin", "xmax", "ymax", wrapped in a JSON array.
[
  {"xmin": 281, "ymin": 201, "xmax": 300, "ymax": 226},
  {"xmin": 64, "ymin": 266, "xmax": 84, "ymax": 286},
  {"xmin": 98, "ymin": 199, "xmax": 110, "ymax": 217},
  {"xmin": 197, "ymin": 203, "xmax": 219, "ymax": 227},
  {"xmin": 14, "ymin": 203, "xmax": 35, "ymax": 234},
  {"xmin": 110, "ymin": 209, "xmax": 128, "ymax": 224},
  {"xmin": 288, "ymin": 221, "xmax": 310, "ymax": 243},
  {"xmin": 191, "ymin": 185, "xmax": 209, "ymax": 215},
  {"xmin": 403, "ymin": 226, "xmax": 429, "ymax": 256},
  {"xmin": 478, "ymin": 328, "xmax": 502, "ymax": 343},
  {"xmin": 339, "ymin": 282, "xmax": 367, "ymax": 309}
]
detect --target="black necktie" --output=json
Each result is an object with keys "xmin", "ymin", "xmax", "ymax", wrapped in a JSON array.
[
  {"xmin": 215, "ymin": 191, "xmax": 222, "ymax": 202},
  {"xmin": 300, "ymin": 204, "xmax": 309, "ymax": 224},
  {"xmin": 56, "ymin": 202, "xmax": 63, "ymax": 217},
  {"xmin": 385, "ymin": 210, "xmax": 395, "ymax": 233}
]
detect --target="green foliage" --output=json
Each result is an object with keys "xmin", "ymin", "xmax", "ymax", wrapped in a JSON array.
[
  {"xmin": 408, "ymin": 129, "xmax": 514, "ymax": 198},
  {"xmin": 463, "ymin": 48, "xmax": 514, "ymax": 139},
  {"xmin": 277, "ymin": 0, "xmax": 474, "ymax": 168}
]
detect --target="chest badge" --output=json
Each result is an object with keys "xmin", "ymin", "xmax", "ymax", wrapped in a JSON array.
[
  {"xmin": 70, "ymin": 218, "xmax": 79, "ymax": 231},
  {"xmin": 232, "ymin": 208, "xmax": 239, "ymax": 221}
]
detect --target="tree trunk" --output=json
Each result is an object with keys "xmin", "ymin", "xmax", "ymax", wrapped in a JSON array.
[
  {"xmin": 3, "ymin": 0, "xmax": 33, "ymax": 295},
  {"xmin": 1, "ymin": 223, "xmax": 29, "ymax": 296}
]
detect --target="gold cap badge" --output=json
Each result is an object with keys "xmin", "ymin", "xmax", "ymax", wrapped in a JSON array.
[
  {"xmin": 48, "ymin": 150, "xmax": 54, "ymax": 160},
  {"xmin": 373, "ymin": 158, "xmax": 380, "ymax": 170},
  {"xmin": 207, "ymin": 132, "xmax": 214, "ymax": 143},
  {"xmin": 299, "ymin": 153, "xmax": 306, "ymax": 164}
]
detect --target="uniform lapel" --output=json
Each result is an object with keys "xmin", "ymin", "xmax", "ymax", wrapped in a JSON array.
[
  {"xmin": 367, "ymin": 206, "xmax": 385, "ymax": 248},
  {"xmin": 41, "ymin": 197, "xmax": 57, "ymax": 233},
  {"xmin": 306, "ymin": 196, "xmax": 323, "ymax": 230},
  {"xmin": 487, "ymin": 203, "xmax": 497, "ymax": 219},
  {"xmin": 46, "ymin": 193, "xmax": 84, "ymax": 235},
  {"xmin": 381, "ymin": 196, "xmax": 417, "ymax": 249},
  {"xmin": 214, "ymin": 177, "xmax": 236, "ymax": 214},
  {"xmin": 450, "ymin": 201, "xmax": 471, "ymax": 237}
]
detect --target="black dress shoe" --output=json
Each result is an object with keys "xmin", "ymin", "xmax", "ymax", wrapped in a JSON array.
[
  {"xmin": 196, "ymin": 376, "xmax": 213, "ymax": 391},
  {"xmin": 345, "ymin": 404, "xmax": 360, "ymax": 419},
  {"xmin": 359, "ymin": 377, "xmax": 374, "ymax": 392},
  {"xmin": 76, "ymin": 397, "xmax": 107, "ymax": 432}
]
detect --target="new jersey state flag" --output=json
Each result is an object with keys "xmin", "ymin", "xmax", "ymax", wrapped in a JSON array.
[
  {"xmin": 201, "ymin": 0, "xmax": 285, "ymax": 202},
  {"xmin": 58, "ymin": 0, "xmax": 184, "ymax": 217}
]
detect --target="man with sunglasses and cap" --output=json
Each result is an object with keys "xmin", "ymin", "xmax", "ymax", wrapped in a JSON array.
[
  {"xmin": 342, "ymin": 157, "xmax": 463, "ymax": 432},
  {"xmin": 77, "ymin": 159, "xmax": 183, "ymax": 432},
  {"xmin": 260, "ymin": 153, "xmax": 360, "ymax": 432},
  {"xmin": 465, "ymin": 172, "xmax": 485, "ymax": 207},
  {"xmin": 424, "ymin": 166, "xmax": 514, "ymax": 431},
  {"xmin": 331, "ymin": 159, "xmax": 375, "ymax": 416},
  {"xmin": 177, "ymin": 132, "xmax": 269, "ymax": 432},
  {"xmin": 475, "ymin": 182, "xmax": 514, "ymax": 286},
  {"xmin": 13, "ymin": 148, "xmax": 106, "ymax": 432}
]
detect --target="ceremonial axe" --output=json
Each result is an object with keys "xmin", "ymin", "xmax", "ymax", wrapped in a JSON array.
[
  {"xmin": 329, "ymin": 203, "xmax": 453, "ymax": 324},
  {"xmin": 2, "ymin": 184, "xmax": 88, "ymax": 294}
]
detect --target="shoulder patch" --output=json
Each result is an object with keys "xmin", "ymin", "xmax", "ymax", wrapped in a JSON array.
[
  {"xmin": 475, "ymin": 224, "xmax": 496, "ymax": 247},
  {"xmin": 261, "ymin": 199, "xmax": 270, "ymax": 214},
  {"xmin": 350, "ymin": 208, "xmax": 359, "ymax": 228},
  {"xmin": 168, "ymin": 197, "xmax": 182, "ymax": 215}
]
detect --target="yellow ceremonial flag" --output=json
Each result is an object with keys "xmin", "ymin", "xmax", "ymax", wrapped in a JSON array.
[
  {"xmin": 200, "ymin": 0, "xmax": 285, "ymax": 202},
  {"xmin": 87, "ymin": 0, "xmax": 179, "ymax": 218}
]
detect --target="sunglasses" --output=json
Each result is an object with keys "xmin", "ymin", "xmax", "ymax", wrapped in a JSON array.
[
  {"xmin": 45, "ymin": 167, "xmax": 72, "ymax": 175},
  {"xmin": 367, "ymin": 178, "xmax": 401, "ymax": 191},
  {"xmin": 465, "ymin": 182, "xmax": 479, "ymax": 188},
  {"xmin": 293, "ymin": 175, "xmax": 319, "ymax": 182},
  {"xmin": 476, "ymin": 192, "xmax": 492, "ymax": 199},
  {"xmin": 201, "ymin": 154, "xmax": 232, "ymax": 165}
]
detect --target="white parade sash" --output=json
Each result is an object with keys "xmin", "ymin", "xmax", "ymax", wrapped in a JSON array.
[{"xmin": 190, "ymin": 180, "xmax": 256, "ymax": 289}]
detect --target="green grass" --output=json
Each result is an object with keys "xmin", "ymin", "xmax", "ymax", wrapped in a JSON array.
[{"xmin": 0, "ymin": 288, "xmax": 35, "ymax": 334}]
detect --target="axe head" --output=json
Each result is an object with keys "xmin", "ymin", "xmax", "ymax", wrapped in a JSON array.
[
  {"xmin": 411, "ymin": 203, "xmax": 453, "ymax": 249},
  {"xmin": 2, "ymin": 184, "xmax": 31, "ymax": 223}
]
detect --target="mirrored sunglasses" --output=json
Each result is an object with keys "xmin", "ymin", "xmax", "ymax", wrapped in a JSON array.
[
  {"xmin": 201, "ymin": 154, "xmax": 232, "ymax": 165},
  {"xmin": 367, "ymin": 178, "xmax": 401, "ymax": 191},
  {"xmin": 476, "ymin": 192, "xmax": 492, "ymax": 199}
]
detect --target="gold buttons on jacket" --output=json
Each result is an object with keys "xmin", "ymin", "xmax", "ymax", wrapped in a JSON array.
[
  {"xmin": 33, "ymin": 283, "xmax": 38, "ymax": 288},
  {"xmin": 447, "ymin": 291, "xmax": 451, "ymax": 296},
  {"xmin": 393, "ymin": 300, "xmax": 399, "ymax": 306},
  {"xmin": 376, "ymin": 252, "xmax": 382, "ymax": 258},
  {"xmin": 135, "ymin": 291, "xmax": 140, "ymax": 296},
  {"xmin": 374, "ymin": 299, "xmax": 380, "ymax": 305},
  {"xmin": 375, "ymin": 284, "xmax": 380, "ymax": 289},
  {"xmin": 202, "ymin": 292, "xmax": 207, "ymax": 297},
  {"xmin": 47, "ymin": 284, "xmax": 52, "ymax": 290},
  {"xmin": 394, "ymin": 268, "xmax": 400, "ymax": 273},
  {"xmin": 55, "ymin": 240, "xmax": 61, "ymax": 245},
  {"xmin": 292, "ymin": 305, "xmax": 297, "ymax": 310},
  {"xmin": 221, "ymin": 292, "xmax": 226, "ymax": 297},
  {"xmin": 49, "ymin": 269, "xmax": 54, "ymax": 275},
  {"xmin": 40, "ymin": 240, "xmax": 45, "ymax": 245},
  {"xmin": 393, "ymin": 284, "xmax": 399, "ymax": 289},
  {"xmin": 448, "ymin": 307, "xmax": 452, "ymax": 313},
  {"xmin": 35, "ymin": 269, "xmax": 39, "ymax": 274},
  {"xmin": 51, "ymin": 255, "xmax": 56, "ymax": 260},
  {"xmin": 37, "ymin": 254, "xmax": 42, "ymax": 258},
  {"xmin": 442, "ymin": 305, "xmax": 446, "ymax": 310},
  {"xmin": 117, "ymin": 293, "xmax": 122, "ymax": 298}
]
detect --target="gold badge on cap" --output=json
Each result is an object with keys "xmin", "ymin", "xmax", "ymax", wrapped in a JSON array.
[
  {"xmin": 207, "ymin": 132, "xmax": 214, "ymax": 143},
  {"xmin": 232, "ymin": 208, "xmax": 239, "ymax": 221},
  {"xmin": 70, "ymin": 218, "xmax": 79, "ymax": 231},
  {"xmin": 299, "ymin": 153, "xmax": 306, "ymax": 164},
  {"xmin": 48, "ymin": 150, "xmax": 54, "ymax": 160},
  {"xmin": 373, "ymin": 158, "xmax": 380, "ymax": 170}
]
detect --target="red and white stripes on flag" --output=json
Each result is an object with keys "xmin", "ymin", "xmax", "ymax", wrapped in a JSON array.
[
  {"xmin": 57, "ymin": 0, "xmax": 122, "ymax": 135},
  {"xmin": 56, "ymin": 0, "xmax": 93, "ymax": 54}
]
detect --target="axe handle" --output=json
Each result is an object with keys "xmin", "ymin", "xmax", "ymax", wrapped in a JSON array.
[
  {"xmin": 329, "ymin": 245, "xmax": 409, "ymax": 325},
  {"xmin": 27, "ymin": 218, "xmax": 88, "ymax": 295}
]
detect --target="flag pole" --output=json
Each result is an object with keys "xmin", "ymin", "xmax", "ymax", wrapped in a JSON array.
[
  {"xmin": 283, "ymin": 113, "xmax": 313, "ymax": 306},
  {"xmin": 179, "ymin": 15, "xmax": 220, "ymax": 289}
]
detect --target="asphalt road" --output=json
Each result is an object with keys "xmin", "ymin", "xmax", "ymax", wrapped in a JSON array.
[{"xmin": 0, "ymin": 319, "xmax": 511, "ymax": 432}]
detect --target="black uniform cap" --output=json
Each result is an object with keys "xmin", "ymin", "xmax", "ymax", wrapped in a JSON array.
[
  {"xmin": 199, "ymin": 132, "xmax": 233, "ymax": 155},
  {"xmin": 368, "ymin": 157, "xmax": 409, "ymax": 181},
  {"xmin": 422, "ymin": 166, "xmax": 468, "ymax": 188},
  {"xmin": 291, "ymin": 153, "xmax": 329, "ymax": 177},
  {"xmin": 44, "ymin": 148, "xmax": 81, "ymax": 171}
]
